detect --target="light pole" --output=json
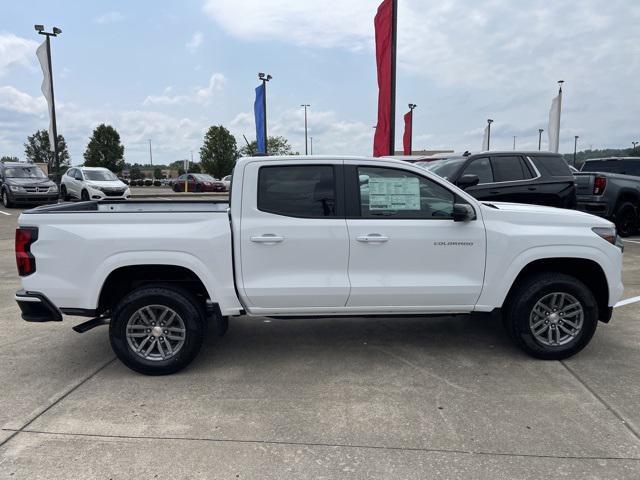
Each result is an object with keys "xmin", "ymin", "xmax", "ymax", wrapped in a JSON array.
[
  {"xmin": 301, "ymin": 104, "xmax": 310, "ymax": 155},
  {"xmin": 258, "ymin": 72, "xmax": 272, "ymax": 154},
  {"xmin": 538, "ymin": 129, "xmax": 544, "ymax": 150},
  {"xmin": 633, "ymin": 141, "xmax": 638, "ymax": 151},
  {"xmin": 34, "ymin": 24, "xmax": 62, "ymax": 183},
  {"xmin": 310, "ymin": 137, "xmax": 313, "ymax": 155},
  {"xmin": 574, "ymin": 135, "xmax": 579, "ymax": 167},
  {"xmin": 148, "ymin": 139, "xmax": 153, "ymax": 165},
  {"xmin": 487, "ymin": 119, "xmax": 493, "ymax": 150},
  {"xmin": 407, "ymin": 103, "xmax": 417, "ymax": 154},
  {"xmin": 513, "ymin": 136, "xmax": 516, "ymax": 150}
]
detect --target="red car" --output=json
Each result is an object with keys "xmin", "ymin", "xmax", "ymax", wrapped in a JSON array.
[{"xmin": 172, "ymin": 174, "xmax": 225, "ymax": 192}]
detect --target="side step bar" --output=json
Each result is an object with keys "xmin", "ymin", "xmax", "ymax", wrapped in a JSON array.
[{"xmin": 72, "ymin": 317, "xmax": 110, "ymax": 333}]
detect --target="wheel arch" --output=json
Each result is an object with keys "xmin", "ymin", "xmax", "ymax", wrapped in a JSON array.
[{"xmin": 502, "ymin": 257, "xmax": 610, "ymax": 322}]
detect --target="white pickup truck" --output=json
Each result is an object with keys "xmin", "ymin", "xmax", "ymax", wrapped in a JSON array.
[{"xmin": 14, "ymin": 156, "xmax": 624, "ymax": 375}]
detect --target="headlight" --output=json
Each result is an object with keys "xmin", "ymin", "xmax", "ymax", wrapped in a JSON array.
[
  {"xmin": 592, "ymin": 227, "xmax": 617, "ymax": 245},
  {"xmin": 89, "ymin": 185, "xmax": 104, "ymax": 192},
  {"xmin": 49, "ymin": 184, "xmax": 58, "ymax": 193},
  {"xmin": 9, "ymin": 185, "xmax": 23, "ymax": 192}
]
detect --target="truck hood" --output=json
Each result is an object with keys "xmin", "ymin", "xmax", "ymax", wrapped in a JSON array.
[
  {"xmin": 481, "ymin": 201, "xmax": 613, "ymax": 228},
  {"xmin": 6, "ymin": 178, "xmax": 54, "ymax": 187}
]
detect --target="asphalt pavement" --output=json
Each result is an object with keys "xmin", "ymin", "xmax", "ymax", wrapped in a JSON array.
[{"xmin": 0, "ymin": 201, "xmax": 639, "ymax": 479}]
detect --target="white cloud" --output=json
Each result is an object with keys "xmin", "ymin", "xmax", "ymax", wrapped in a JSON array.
[
  {"xmin": 0, "ymin": 86, "xmax": 46, "ymax": 115},
  {"xmin": 0, "ymin": 33, "xmax": 39, "ymax": 76},
  {"xmin": 143, "ymin": 73, "xmax": 226, "ymax": 106},
  {"xmin": 93, "ymin": 11, "xmax": 125, "ymax": 24},
  {"xmin": 186, "ymin": 31, "xmax": 204, "ymax": 53}
]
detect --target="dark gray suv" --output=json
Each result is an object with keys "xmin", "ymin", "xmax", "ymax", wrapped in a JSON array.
[{"xmin": 0, "ymin": 162, "xmax": 59, "ymax": 208}]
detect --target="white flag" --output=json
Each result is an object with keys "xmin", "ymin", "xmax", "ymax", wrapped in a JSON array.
[
  {"xmin": 548, "ymin": 90, "xmax": 562, "ymax": 153},
  {"xmin": 481, "ymin": 124, "xmax": 489, "ymax": 151},
  {"xmin": 36, "ymin": 40, "xmax": 55, "ymax": 152}
]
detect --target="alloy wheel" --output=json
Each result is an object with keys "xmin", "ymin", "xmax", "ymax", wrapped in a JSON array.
[
  {"xmin": 125, "ymin": 305, "xmax": 186, "ymax": 361},
  {"xmin": 529, "ymin": 292, "xmax": 584, "ymax": 346}
]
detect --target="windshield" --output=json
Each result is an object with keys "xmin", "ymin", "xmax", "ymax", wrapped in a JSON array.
[
  {"xmin": 415, "ymin": 157, "xmax": 467, "ymax": 180},
  {"xmin": 84, "ymin": 170, "xmax": 118, "ymax": 181},
  {"xmin": 4, "ymin": 166, "xmax": 47, "ymax": 179},
  {"xmin": 195, "ymin": 174, "xmax": 216, "ymax": 181}
]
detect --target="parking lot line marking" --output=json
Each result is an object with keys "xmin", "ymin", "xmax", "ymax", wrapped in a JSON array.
[
  {"xmin": 614, "ymin": 296, "xmax": 640, "ymax": 308},
  {"xmin": 623, "ymin": 239, "xmax": 640, "ymax": 245},
  {"xmin": 0, "ymin": 210, "xmax": 11, "ymax": 216}
]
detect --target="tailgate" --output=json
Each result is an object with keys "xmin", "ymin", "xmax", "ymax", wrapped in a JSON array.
[{"xmin": 573, "ymin": 173, "xmax": 595, "ymax": 195}]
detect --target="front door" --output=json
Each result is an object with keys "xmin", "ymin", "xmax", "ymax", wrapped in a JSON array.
[
  {"xmin": 239, "ymin": 161, "xmax": 350, "ymax": 312},
  {"xmin": 345, "ymin": 163, "xmax": 486, "ymax": 311}
]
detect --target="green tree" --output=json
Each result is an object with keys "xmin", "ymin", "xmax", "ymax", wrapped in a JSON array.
[
  {"xmin": 0, "ymin": 156, "xmax": 20, "ymax": 162},
  {"xmin": 129, "ymin": 165, "xmax": 144, "ymax": 180},
  {"xmin": 83, "ymin": 124, "xmax": 125, "ymax": 172},
  {"xmin": 153, "ymin": 167, "xmax": 162, "ymax": 178},
  {"xmin": 239, "ymin": 136, "xmax": 298, "ymax": 157},
  {"xmin": 24, "ymin": 130, "xmax": 71, "ymax": 170},
  {"xmin": 199, "ymin": 125, "xmax": 237, "ymax": 178}
]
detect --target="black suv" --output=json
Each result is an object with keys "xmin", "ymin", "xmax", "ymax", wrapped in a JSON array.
[
  {"xmin": 415, "ymin": 151, "xmax": 577, "ymax": 208},
  {"xmin": 1, "ymin": 161, "xmax": 59, "ymax": 208}
]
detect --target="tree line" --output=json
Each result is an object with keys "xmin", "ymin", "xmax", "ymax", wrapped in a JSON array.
[{"xmin": 1, "ymin": 124, "xmax": 298, "ymax": 179}]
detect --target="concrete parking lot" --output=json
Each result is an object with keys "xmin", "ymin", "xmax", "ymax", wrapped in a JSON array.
[{"xmin": 0, "ymin": 202, "xmax": 639, "ymax": 479}]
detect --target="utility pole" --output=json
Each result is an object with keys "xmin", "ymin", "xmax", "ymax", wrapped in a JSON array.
[
  {"xmin": 258, "ymin": 72, "xmax": 272, "ymax": 154},
  {"xmin": 301, "ymin": 104, "xmax": 310, "ymax": 155},
  {"xmin": 573, "ymin": 136, "xmax": 579, "ymax": 167},
  {"xmin": 487, "ymin": 119, "xmax": 494, "ymax": 150},
  {"xmin": 538, "ymin": 129, "xmax": 544, "ymax": 150},
  {"xmin": 633, "ymin": 141, "xmax": 638, "ymax": 151},
  {"xmin": 310, "ymin": 137, "xmax": 313, "ymax": 155},
  {"xmin": 34, "ymin": 24, "xmax": 62, "ymax": 183},
  {"xmin": 513, "ymin": 136, "xmax": 516, "ymax": 150},
  {"xmin": 149, "ymin": 139, "xmax": 153, "ymax": 165},
  {"xmin": 407, "ymin": 103, "xmax": 417, "ymax": 154}
]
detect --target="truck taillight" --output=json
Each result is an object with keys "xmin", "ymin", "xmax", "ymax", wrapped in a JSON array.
[
  {"xmin": 593, "ymin": 176, "xmax": 606, "ymax": 195},
  {"xmin": 15, "ymin": 227, "xmax": 38, "ymax": 276}
]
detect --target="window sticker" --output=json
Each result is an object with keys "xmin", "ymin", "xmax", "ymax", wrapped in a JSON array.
[{"xmin": 368, "ymin": 176, "xmax": 420, "ymax": 210}]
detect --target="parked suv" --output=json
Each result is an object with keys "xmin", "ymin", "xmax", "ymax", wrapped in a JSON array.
[
  {"xmin": 574, "ymin": 157, "xmax": 640, "ymax": 236},
  {"xmin": 1, "ymin": 161, "xmax": 58, "ymax": 208},
  {"xmin": 61, "ymin": 167, "xmax": 130, "ymax": 201},
  {"xmin": 416, "ymin": 151, "xmax": 577, "ymax": 208}
]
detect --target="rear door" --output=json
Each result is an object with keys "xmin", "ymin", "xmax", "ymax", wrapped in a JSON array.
[
  {"xmin": 344, "ymin": 162, "xmax": 486, "ymax": 310},
  {"xmin": 238, "ymin": 160, "xmax": 350, "ymax": 312}
]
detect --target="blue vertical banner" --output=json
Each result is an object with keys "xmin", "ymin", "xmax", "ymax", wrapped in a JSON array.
[{"xmin": 254, "ymin": 84, "xmax": 266, "ymax": 154}]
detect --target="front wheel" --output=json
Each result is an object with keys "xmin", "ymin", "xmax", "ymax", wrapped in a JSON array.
[
  {"xmin": 81, "ymin": 189, "xmax": 90, "ymax": 201},
  {"xmin": 503, "ymin": 273, "xmax": 598, "ymax": 360},
  {"xmin": 109, "ymin": 286, "xmax": 206, "ymax": 375},
  {"xmin": 60, "ymin": 184, "xmax": 70, "ymax": 201},
  {"xmin": 614, "ymin": 201, "xmax": 637, "ymax": 237},
  {"xmin": 1, "ymin": 189, "xmax": 13, "ymax": 208}
]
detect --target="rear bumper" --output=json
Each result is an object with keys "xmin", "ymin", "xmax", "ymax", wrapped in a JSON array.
[
  {"xmin": 15, "ymin": 290, "xmax": 62, "ymax": 322},
  {"xmin": 576, "ymin": 198, "xmax": 611, "ymax": 218}
]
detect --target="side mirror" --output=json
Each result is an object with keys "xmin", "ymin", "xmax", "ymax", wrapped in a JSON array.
[
  {"xmin": 452, "ymin": 203, "xmax": 476, "ymax": 222},
  {"xmin": 456, "ymin": 174, "xmax": 479, "ymax": 190}
]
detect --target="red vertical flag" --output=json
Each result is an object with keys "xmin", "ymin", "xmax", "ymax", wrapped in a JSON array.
[
  {"xmin": 402, "ymin": 110, "xmax": 412, "ymax": 155},
  {"xmin": 373, "ymin": 0, "xmax": 396, "ymax": 157}
]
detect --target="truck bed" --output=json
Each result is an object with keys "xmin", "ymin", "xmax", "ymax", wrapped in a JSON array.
[{"xmin": 24, "ymin": 200, "xmax": 230, "ymax": 214}]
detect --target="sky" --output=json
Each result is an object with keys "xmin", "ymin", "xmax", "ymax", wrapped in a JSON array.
[{"xmin": 0, "ymin": 0, "xmax": 639, "ymax": 166}]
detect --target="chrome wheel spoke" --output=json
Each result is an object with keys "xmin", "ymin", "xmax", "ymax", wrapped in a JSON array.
[{"xmin": 529, "ymin": 292, "xmax": 583, "ymax": 347}]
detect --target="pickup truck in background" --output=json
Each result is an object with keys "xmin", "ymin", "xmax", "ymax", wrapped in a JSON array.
[
  {"xmin": 14, "ymin": 156, "xmax": 623, "ymax": 375},
  {"xmin": 575, "ymin": 157, "xmax": 640, "ymax": 236}
]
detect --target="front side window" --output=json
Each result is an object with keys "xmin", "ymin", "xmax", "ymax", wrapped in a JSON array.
[
  {"xmin": 491, "ymin": 156, "xmax": 533, "ymax": 182},
  {"xmin": 461, "ymin": 157, "xmax": 493, "ymax": 184},
  {"xmin": 258, "ymin": 165, "xmax": 336, "ymax": 218},
  {"xmin": 358, "ymin": 167, "xmax": 454, "ymax": 219},
  {"xmin": 75, "ymin": 170, "xmax": 84, "ymax": 180}
]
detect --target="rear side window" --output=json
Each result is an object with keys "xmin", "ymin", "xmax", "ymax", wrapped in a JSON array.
[
  {"xmin": 533, "ymin": 155, "xmax": 572, "ymax": 176},
  {"xmin": 491, "ymin": 156, "xmax": 533, "ymax": 182},
  {"xmin": 258, "ymin": 165, "xmax": 336, "ymax": 217},
  {"xmin": 581, "ymin": 160, "xmax": 622, "ymax": 173}
]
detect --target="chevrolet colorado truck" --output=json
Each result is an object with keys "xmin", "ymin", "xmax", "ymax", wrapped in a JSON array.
[{"xmin": 14, "ymin": 156, "xmax": 624, "ymax": 375}]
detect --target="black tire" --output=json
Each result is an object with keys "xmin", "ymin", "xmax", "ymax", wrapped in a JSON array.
[
  {"xmin": 503, "ymin": 273, "xmax": 598, "ymax": 360},
  {"xmin": 109, "ymin": 286, "xmax": 206, "ymax": 375},
  {"xmin": 81, "ymin": 189, "xmax": 90, "ymax": 201},
  {"xmin": 60, "ymin": 184, "xmax": 70, "ymax": 201},
  {"xmin": 614, "ymin": 201, "xmax": 637, "ymax": 237},
  {"xmin": 1, "ymin": 188, "xmax": 13, "ymax": 208}
]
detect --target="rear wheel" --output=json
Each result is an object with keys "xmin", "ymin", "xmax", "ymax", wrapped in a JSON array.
[
  {"xmin": 1, "ymin": 189, "xmax": 13, "ymax": 208},
  {"xmin": 504, "ymin": 273, "xmax": 598, "ymax": 360},
  {"xmin": 614, "ymin": 201, "xmax": 637, "ymax": 237},
  {"xmin": 109, "ymin": 286, "xmax": 206, "ymax": 375}
]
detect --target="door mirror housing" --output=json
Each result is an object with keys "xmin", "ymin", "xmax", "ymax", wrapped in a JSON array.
[
  {"xmin": 452, "ymin": 203, "xmax": 476, "ymax": 222},
  {"xmin": 456, "ymin": 174, "xmax": 479, "ymax": 190}
]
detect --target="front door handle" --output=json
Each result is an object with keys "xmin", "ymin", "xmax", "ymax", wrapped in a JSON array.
[
  {"xmin": 250, "ymin": 234, "xmax": 284, "ymax": 243},
  {"xmin": 356, "ymin": 234, "xmax": 389, "ymax": 243},
  {"xmin": 527, "ymin": 187, "xmax": 538, "ymax": 191}
]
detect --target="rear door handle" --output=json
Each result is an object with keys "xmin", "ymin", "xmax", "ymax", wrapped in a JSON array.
[
  {"xmin": 356, "ymin": 234, "xmax": 389, "ymax": 243},
  {"xmin": 250, "ymin": 234, "xmax": 284, "ymax": 243}
]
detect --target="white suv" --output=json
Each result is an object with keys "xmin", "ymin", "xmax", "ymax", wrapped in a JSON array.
[{"xmin": 61, "ymin": 167, "xmax": 130, "ymax": 201}]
